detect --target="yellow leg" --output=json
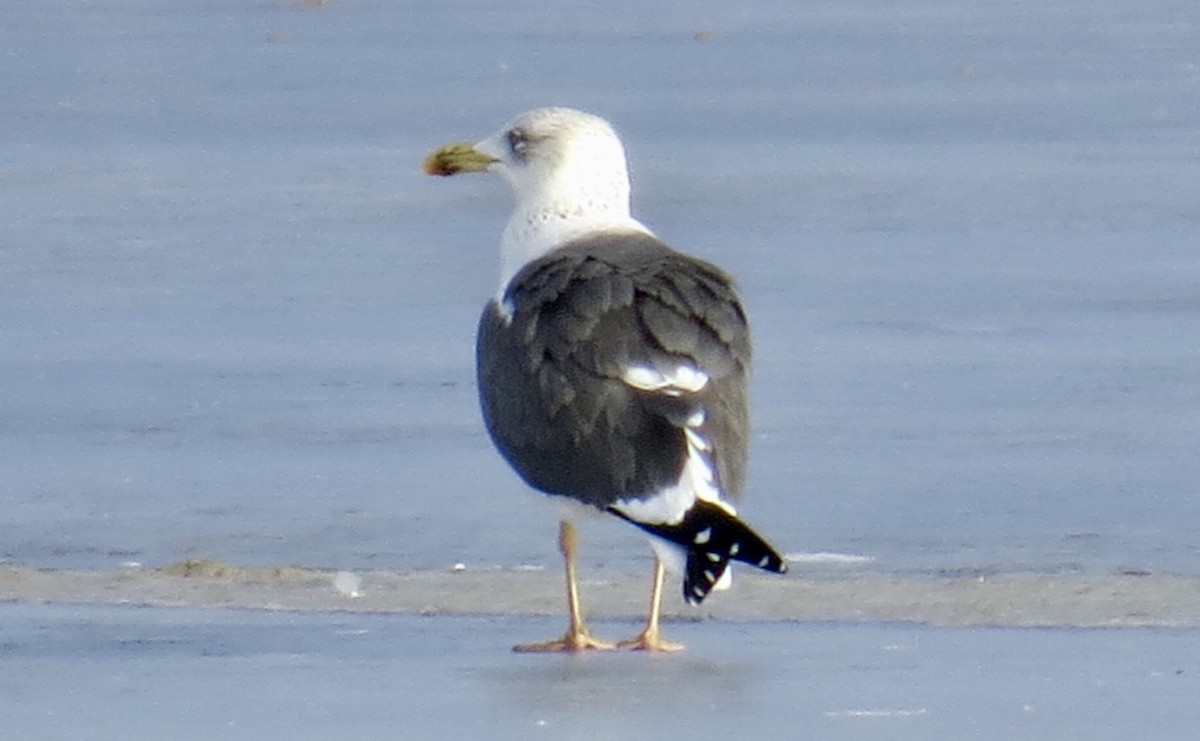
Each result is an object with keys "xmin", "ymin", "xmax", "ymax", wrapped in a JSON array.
[
  {"xmin": 618, "ymin": 556, "xmax": 685, "ymax": 652},
  {"xmin": 513, "ymin": 520, "xmax": 615, "ymax": 653}
]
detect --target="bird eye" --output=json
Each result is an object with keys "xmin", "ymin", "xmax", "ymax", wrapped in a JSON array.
[{"xmin": 506, "ymin": 127, "xmax": 530, "ymax": 158}]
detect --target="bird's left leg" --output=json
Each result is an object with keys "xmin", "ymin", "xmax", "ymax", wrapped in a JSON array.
[{"xmin": 513, "ymin": 520, "xmax": 615, "ymax": 653}]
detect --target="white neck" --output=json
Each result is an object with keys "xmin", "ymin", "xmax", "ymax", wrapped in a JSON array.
[
  {"xmin": 497, "ymin": 212, "xmax": 651, "ymax": 299},
  {"xmin": 495, "ymin": 175, "xmax": 651, "ymax": 299}
]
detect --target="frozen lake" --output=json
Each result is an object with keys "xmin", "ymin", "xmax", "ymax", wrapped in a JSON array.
[
  {"xmin": 6, "ymin": 0, "xmax": 1199, "ymax": 580},
  {"xmin": 4, "ymin": 1, "xmax": 1200, "ymax": 737},
  {"xmin": 4, "ymin": 0, "xmax": 1200, "ymax": 628},
  {"xmin": 3, "ymin": 603, "xmax": 1199, "ymax": 741}
]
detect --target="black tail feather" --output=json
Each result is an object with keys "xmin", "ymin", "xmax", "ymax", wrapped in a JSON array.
[{"xmin": 608, "ymin": 500, "xmax": 788, "ymax": 605}]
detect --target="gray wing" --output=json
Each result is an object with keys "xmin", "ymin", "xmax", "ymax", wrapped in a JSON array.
[{"xmin": 476, "ymin": 232, "xmax": 751, "ymax": 508}]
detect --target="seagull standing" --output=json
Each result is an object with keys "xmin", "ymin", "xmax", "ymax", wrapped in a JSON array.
[{"xmin": 425, "ymin": 107, "xmax": 787, "ymax": 652}]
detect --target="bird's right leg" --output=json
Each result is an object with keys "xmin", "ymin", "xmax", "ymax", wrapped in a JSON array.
[{"xmin": 617, "ymin": 555, "xmax": 685, "ymax": 651}]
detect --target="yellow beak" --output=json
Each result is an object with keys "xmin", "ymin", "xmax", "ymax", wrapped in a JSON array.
[{"xmin": 423, "ymin": 142, "xmax": 498, "ymax": 176}]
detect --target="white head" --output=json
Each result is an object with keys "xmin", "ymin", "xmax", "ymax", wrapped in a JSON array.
[{"xmin": 425, "ymin": 107, "xmax": 651, "ymax": 293}]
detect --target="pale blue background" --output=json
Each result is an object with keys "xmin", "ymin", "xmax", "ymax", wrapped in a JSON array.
[{"xmin": 3, "ymin": 0, "xmax": 1198, "ymax": 578}]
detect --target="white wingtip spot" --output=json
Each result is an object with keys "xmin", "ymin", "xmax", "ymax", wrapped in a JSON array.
[
  {"xmin": 622, "ymin": 364, "xmax": 710, "ymax": 394},
  {"xmin": 670, "ymin": 365, "xmax": 710, "ymax": 392},
  {"xmin": 684, "ymin": 427, "xmax": 712, "ymax": 453},
  {"xmin": 693, "ymin": 527, "xmax": 712, "ymax": 545},
  {"xmin": 622, "ymin": 365, "xmax": 663, "ymax": 390},
  {"xmin": 758, "ymin": 555, "xmax": 771, "ymax": 568}
]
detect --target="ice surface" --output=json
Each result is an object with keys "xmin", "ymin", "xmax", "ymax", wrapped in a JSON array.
[
  {"xmin": 4, "ymin": 1, "xmax": 1200, "ymax": 736},
  {"xmin": 2, "ymin": 602, "xmax": 1198, "ymax": 741},
  {"xmin": 5, "ymin": 0, "xmax": 1199, "ymax": 578},
  {"xmin": 5, "ymin": 562, "xmax": 1200, "ymax": 628}
]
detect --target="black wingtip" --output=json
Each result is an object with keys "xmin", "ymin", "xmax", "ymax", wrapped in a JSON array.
[{"xmin": 609, "ymin": 500, "xmax": 788, "ymax": 605}]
